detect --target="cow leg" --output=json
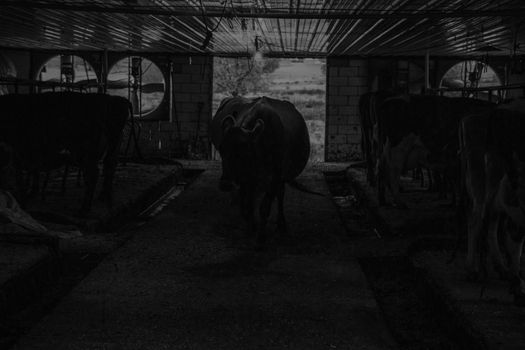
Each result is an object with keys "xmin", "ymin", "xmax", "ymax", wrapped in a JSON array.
[
  {"xmin": 486, "ymin": 212, "xmax": 509, "ymax": 278},
  {"xmin": 14, "ymin": 168, "xmax": 28, "ymax": 207},
  {"xmin": 76, "ymin": 168, "xmax": 82, "ymax": 187},
  {"xmin": 41, "ymin": 171, "xmax": 50, "ymax": 200},
  {"xmin": 505, "ymin": 228, "xmax": 525, "ymax": 305},
  {"xmin": 466, "ymin": 207, "xmax": 483, "ymax": 280},
  {"xmin": 386, "ymin": 155, "xmax": 406, "ymax": 209},
  {"xmin": 276, "ymin": 182, "xmax": 287, "ymax": 234},
  {"xmin": 61, "ymin": 163, "xmax": 69, "ymax": 195},
  {"xmin": 239, "ymin": 185, "xmax": 255, "ymax": 237},
  {"xmin": 426, "ymin": 168, "xmax": 433, "ymax": 191},
  {"xmin": 367, "ymin": 161, "xmax": 376, "ymax": 187},
  {"xmin": 363, "ymin": 132, "xmax": 376, "ymax": 187},
  {"xmin": 80, "ymin": 161, "xmax": 99, "ymax": 214},
  {"xmin": 99, "ymin": 141, "xmax": 121, "ymax": 205},
  {"xmin": 99, "ymin": 159, "xmax": 116, "ymax": 205},
  {"xmin": 449, "ymin": 179, "xmax": 457, "ymax": 207},
  {"xmin": 377, "ymin": 158, "xmax": 387, "ymax": 205},
  {"xmin": 257, "ymin": 190, "xmax": 277, "ymax": 246},
  {"xmin": 29, "ymin": 171, "xmax": 40, "ymax": 197},
  {"xmin": 435, "ymin": 172, "xmax": 446, "ymax": 199}
]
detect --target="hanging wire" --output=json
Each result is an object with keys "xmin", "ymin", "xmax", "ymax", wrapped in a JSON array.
[{"xmin": 198, "ymin": 0, "xmax": 229, "ymax": 33}]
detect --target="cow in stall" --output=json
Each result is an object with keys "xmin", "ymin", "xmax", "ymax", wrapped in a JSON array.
[
  {"xmin": 0, "ymin": 92, "xmax": 130, "ymax": 214},
  {"xmin": 211, "ymin": 96, "xmax": 310, "ymax": 246},
  {"xmin": 358, "ymin": 90, "xmax": 397, "ymax": 186},
  {"xmin": 376, "ymin": 95, "xmax": 494, "ymax": 208},
  {"xmin": 460, "ymin": 99, "xmax": 525, "ymax": 306}
]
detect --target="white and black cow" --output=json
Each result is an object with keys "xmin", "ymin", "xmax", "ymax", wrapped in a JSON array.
[
  {"xmin": 460, "ymin": 99, "xmax": 525, "ymax": 306},
  {"xmin": 211, "ymin": 96, "xmax": 310, "ymax": 245},
  {"xmin": 0, "ymin": 92, "xmax": 130, "ymax": 213},
  {"xmin": 358, "ymin": 90, "xmax": 397, "ymax": 186},
  {"xmin": 375, "ymin": 95, "xmax": 494, "ymax": 208}
]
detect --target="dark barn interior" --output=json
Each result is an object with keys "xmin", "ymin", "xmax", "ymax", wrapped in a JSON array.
[{"xmin": 1, "ymin": 1, "xmax": 525, "ymax": 349}]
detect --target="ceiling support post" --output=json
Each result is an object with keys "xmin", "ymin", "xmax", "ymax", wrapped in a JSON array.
[{"xmin": 425, "ymin": 49, "xmax": 430, "ymax": 93}]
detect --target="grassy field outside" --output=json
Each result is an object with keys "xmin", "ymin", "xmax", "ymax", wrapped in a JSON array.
[{"xmin": 213, "ymin": 58, "xmax": 326, "ymax": 162}]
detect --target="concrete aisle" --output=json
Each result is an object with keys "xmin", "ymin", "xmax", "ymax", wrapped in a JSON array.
[{"xmin": 13, "ymin": 168, "xmax": 396, "ymax": 350}]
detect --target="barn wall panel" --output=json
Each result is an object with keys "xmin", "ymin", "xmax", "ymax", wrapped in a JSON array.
[
  {"xmin": 0, "ymin": 50, "xmax": 213, "ymax": 159},
  {"xmin": 134, "ymin": 54, "xmax": 213, "ymax": 159},
  {"xmin": 325, "ymin": 57, "xmax": 367, "ymax": 162}
]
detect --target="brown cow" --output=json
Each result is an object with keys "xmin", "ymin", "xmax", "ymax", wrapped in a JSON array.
[{"xmin": 460, "ymin": 99, "xmax": 525, "ymax": 306}]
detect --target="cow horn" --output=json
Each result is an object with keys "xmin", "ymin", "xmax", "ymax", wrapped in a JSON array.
[
  {"xmin": 222, "ymin": 115, "xmax": 235, "ymax": 132},
  {"xmin": 251, "ymin": 119, "xmax": 265, "ymax": 137}
]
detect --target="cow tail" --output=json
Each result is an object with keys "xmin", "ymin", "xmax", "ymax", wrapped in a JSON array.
[
  {"xmin": 448, "ymin": 121, "xmax": 467, "ymax": 264},
  {"xmin": 358, "ymin": 94, "xmax": 370, "ymax": 177},
  {"xmin": 375, "ymin": 96, "xmax": 386, "ymax": 192},
  {"xmin": 128, "ymin": 101, "xmax": 133, "ymax": 122},
  {"xmin": 127, "ymin": 100, "xmax": 143, "ymax": 159},
  {"xmin": 477, "ymin": 201, "xmax": 493, "ymax": 299},
  {"xmin": 369, "ymin": 94, "xmax": 379, "ymax": 185}
]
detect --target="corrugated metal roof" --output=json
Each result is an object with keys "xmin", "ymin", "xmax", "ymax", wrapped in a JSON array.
[{"xmin": 0, "ymin": 0, "xmax": 524, "ymax": 57}]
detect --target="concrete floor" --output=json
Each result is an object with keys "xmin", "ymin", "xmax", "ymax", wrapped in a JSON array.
[{"xmin": 12, "ymin": 166, "xmax": 396, "ymax": 350}]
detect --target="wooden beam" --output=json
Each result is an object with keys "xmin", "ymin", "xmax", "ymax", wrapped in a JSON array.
[{"xmin": 1, "ymin": 2, "xmax": 525, "ymax": 19}]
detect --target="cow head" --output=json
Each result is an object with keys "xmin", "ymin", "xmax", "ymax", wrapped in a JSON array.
[{"xmin": 218, "ymin": 115, "xmax": 265, "ymax": 191}]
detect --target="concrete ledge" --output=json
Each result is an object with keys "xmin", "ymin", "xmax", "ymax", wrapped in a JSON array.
[
  {"xmin": 0, "ymin": 162, "xmax": 188, "ymax": 331},
  {"xmin": 346, "ymin": 166, "xmax": 522, "ymax": 350},
  {"xmin": 0, "ymin": 243, "xmax": 60, "ymax": 318}
]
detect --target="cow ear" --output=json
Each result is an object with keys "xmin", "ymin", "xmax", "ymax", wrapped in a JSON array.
[
  {"xmin": 251, "ymin": 119, "xmax": 265, "ymax": 138},
  {"xmin": 222, "ymin": 115, "xmax": 235, "ymax": 133}
]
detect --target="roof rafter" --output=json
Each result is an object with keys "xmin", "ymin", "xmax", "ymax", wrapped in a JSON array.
[{"xmin": 1, "ymin": 1, "xmax": 525, "ymax": 19}]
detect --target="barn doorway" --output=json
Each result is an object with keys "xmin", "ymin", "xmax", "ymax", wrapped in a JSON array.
[
  {"xmin": 212, "ymin": 57, "xmax": 326, "ymax": 162},
  {"xmin": 439, "ymin": 60, "xmax": 501, "ymax": 100}
]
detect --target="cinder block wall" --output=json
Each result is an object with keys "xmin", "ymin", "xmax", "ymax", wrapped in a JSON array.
[
  {"xmin": 1, "ymin": 50, "xmax": 214, "ymax": 160},
  {"xmin": 325, "ymin": 57, "xmax": 368, "ymax": 162},
  {"xmin": 133, "ymin": 55, "xmax": 213, "ymax": 159}
]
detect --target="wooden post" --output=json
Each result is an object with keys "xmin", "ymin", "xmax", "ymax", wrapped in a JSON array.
[
  {"xmin": 169, "ymin": 59, "xmax": 173, "ymax": 123},
  {"xmin": 424, "ymin": 50, "xmax": 430, "ymax": 93},
  {"xmin": 102, "ymin": 49, "xmax": 108, "ymax": 93}
]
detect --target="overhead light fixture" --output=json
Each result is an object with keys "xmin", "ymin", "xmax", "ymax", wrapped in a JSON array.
[{"xmin": 253, "ymin": 36, "xmax": 263, "ymax": 62}]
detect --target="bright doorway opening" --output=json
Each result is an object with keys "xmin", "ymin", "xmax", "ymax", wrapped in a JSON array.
[{"xmin": 213, "ymin": 57, "xmax": 326, "ymax": 162}]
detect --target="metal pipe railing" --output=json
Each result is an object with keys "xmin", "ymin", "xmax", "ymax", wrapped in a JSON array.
[
  {"xmin": 0, "ymin": 77, "xmax": 100, "ymax": 93},
  {"xmin": 430, "ymin": 83, "xmax": 525, "ymax": 102}
]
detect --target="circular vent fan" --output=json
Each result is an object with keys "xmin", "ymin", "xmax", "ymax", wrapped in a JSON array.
[
  {"xmin": 37, "ymin": 55, "xmax": 98, "ymax": 92},
  {"xmin": 107, "ymin": 57, "xmax": 165, "ymax": 117}
]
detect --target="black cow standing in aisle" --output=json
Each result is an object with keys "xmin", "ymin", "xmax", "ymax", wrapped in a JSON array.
[
  {"xmin": 211, "ymin": 96, "xmax": 311, "ymax": 246},
  {"xmin": 0, "ymin": 92, "xmax": 131, "ymax": 214}
]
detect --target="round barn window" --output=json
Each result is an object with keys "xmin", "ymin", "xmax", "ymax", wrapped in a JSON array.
[
  {"xmin": 36, "ymin": 55, "xmax": 98, "ymax": 92},
  {"xmin": 107, "ymin": 57, "xmax": 165, "ymax": 118},
  {"xmin": 439, "ymin": 60, "xmax": 501, "ymax": 100},
  {"xmin": 0, "ymin": 53, "xmax": 16, "ymax": 95}
]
